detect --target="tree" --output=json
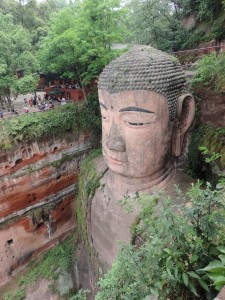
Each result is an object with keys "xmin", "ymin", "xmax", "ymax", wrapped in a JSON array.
[
  {"xmin": 124, "ymin": 0, "xmax": 188, "ymax": 51},
  {"xmin": 0, "ymin": 0, "xmax": 69, "ymax": 49},
  {"xmin": 181, "ymin": 0, "xmax": 223, "ymax": 22},
  {"xmin": 38, "ymin": 0, "xmax": 127, "ymax": 101},
  {"xmin": 0, "ymin": 13, "xmax": 39, "ymax": 109}
]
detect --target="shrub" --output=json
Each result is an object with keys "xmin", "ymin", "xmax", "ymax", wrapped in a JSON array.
[
  {"xmin": 96, "ymin": 181, "xmax": 225, "ymax": 300},
  {"xmin": 0, "ymin": 94, "xmax": 101, "ymax": 150},
  {"xmin": 192, "ymin": 52, "xmax": 225, "ymax": 93}
]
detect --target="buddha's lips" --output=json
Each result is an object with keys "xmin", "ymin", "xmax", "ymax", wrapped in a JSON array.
[{"xmin": 108, "ymin": 156, "xmax": 127, "ymax": 165}]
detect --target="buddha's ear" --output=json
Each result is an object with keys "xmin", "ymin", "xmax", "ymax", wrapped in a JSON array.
[{"xmin": 172, "ymin": 94, "xmax": 195, "ymax": 157}]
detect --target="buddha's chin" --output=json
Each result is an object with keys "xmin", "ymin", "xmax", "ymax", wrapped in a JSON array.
[{"xmin": 107, "ymin": 159, "xmax": 152, "ymax": 178}]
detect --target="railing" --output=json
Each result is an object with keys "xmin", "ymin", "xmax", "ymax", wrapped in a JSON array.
[
  {"xmin": 171, "ymin": 45, "xmax": 225, "ymax": 55},
  {"xmin": 171, "ymin": 44, "xmax": 225, "ymax": 63}
]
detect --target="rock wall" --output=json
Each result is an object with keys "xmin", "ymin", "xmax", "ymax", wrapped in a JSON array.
[
  {"xmin": 197, "ymin": 87, "xmax": 225, "ymax": 128},
  {"xmin": 0, "ymin": 131, "xmax": 92, "ymax": 286}
]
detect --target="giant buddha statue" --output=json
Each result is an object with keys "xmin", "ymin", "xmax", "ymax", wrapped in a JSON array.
[{"xmin": 90, "ymin": 46, "xmax": 195, "ymax": 267}]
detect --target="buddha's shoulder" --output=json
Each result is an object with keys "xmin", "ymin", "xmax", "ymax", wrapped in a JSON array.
[{"xmin": 163, "ymin": 170, "xmax": 194, "ymax": 201}]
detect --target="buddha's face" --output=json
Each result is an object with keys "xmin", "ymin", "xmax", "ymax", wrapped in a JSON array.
[{"xmin": 99, "ymin": 89, "xmax": 174, "ymax": 178}]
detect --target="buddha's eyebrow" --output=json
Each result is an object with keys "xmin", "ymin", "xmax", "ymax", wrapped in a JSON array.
[
  {"xmin": 100, "ymin": 102, "xmax": 108, "ymax": 110},
  {"xmin": 119, "ymin": 107, "xmax": 154, "ymax": 113}
]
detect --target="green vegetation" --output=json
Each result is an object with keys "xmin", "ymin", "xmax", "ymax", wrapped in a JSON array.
[
  {"xmin": 70, "ymin": 289, "xmax": 90, "ymax": 300},
  {"xmin": 1, "ymin": 1, "xmax": 225, "ymax": 299},
  {"xmin": 6, "ymin": 290, "xmax": 26, "ymax": 300},
  {"xmin": 192, "ymin": 52, "xmax": 225, "ymax": 93},
  {"xmin": 199, "ymin": 146, "xmax": 222, "ymax": 164},
  {"xmin": 182, "ymin": 0, "xmax": 223, "ymax": 23},
  {"xmin": 21, "ymin": 235, "xmax": 75, "ymax": 282},
  {"xmin": 0, "ymin": 0, "xmax": 68, "ymax": 48},
  {"xmin": 38, "ymin": 0, "xmax": 127, "ymax": 100},
  {"xmin": 3, "ymin": 233, "xmax": 76, "ymax": 300},
  {"xmin": 200, "ymin": 246, "xmax": 225, "ymax": 292},
  {"xmin": 96, "ymin": 180, "xmax": 225, "ymax": 300},
  {"xmin": 199, "ymin": 126, "xmax": 225, "ymax": 168},
  {"xmin": 76, "ymin": 149, "xmax": 105, "ymax": 287},
  {"xmin": 0, "ymin": 100, "xmax": 101, "ymax": 150},
  {"xmin": 186, "ymin": 125, "xmax": 208, "ymax": 177},
  {"xmin": 124, "ymin": 0, "xmax": 224, "ymax": 51},
  {"xmin": 0, "ymin": 12, "xmax": 39, "ymax": 109},
  {"xmin": 77, "ymin": 149, "xmax": 103, "ymax": 251},
  {"xmin": 186, "ymin": 125, "xmax": 225, "ymax": 177}
]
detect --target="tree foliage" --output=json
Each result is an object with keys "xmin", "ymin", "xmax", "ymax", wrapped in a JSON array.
[
  {"xmin": 0, "ymin": 13, "xmax": 39, "ymax": 109},
  {"xmin": 124, "ymin": 0, "xmax": 225, "ymax": 51},
  {"xmin": 124, "ymin": 0, "xmax": 189, "ymax": 51},
  {"xmin": 180, "ymin": 0, "xmax": 223, "ymax": 22},
  {"xmin": 38, "ymin": 0, "xmax": 127, "ymax": 98},
  {"xmin": 0, "ymin": 0, "xmax": 68, "ymax": 47},
  {"xmin": 96, "ymin": 181, "xmax": 225, "ymax": 300}
]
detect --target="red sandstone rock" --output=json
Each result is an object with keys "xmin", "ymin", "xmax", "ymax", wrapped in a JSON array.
[
  {"xmin": 0, "ymin": 133, "xmax": 92, "ymax": 286},
  {"xmin": 197, "ymin": 88, "xmax": 225, "ymax": 127}
]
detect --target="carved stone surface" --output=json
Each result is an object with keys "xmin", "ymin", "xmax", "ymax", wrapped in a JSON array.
[
  {"xmin": 98, "ymin": 45, "xmax": 186, "ymax": 120},
  {"xmin": 0, "ymin": 132, "xmax": 92, "ymax": 286},
  {"xmin": 90, "ymin": 45, "xmax": 195, "ymax": 267},
  {"xmin": 90, "ymin": 157, "xmax": 193, "ymax": 265}
]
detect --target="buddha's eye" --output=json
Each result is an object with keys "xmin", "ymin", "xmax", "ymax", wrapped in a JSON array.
[
  {"xmin": 125, "ymin": 121, "xmax": 151, "ymax": 128},
  {"xmin": 122, "ymin": 111, "xmax": 155, "ymax": 128}
]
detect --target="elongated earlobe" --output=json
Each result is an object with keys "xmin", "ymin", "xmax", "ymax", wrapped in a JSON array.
[{"xmin": 172, "ymin": 94, "xmax": 195, "ymax": 157}]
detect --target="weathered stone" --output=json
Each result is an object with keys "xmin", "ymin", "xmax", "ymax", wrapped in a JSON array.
[
  {"xmin": 91, "ymin": 45, "xmax": 195, "ymax": 267},
  {"xmin": 0, "ymin": 132, "xmax": 92, "ymax": 286},
  {"xmin": 83, "ymin": 46, "xmax": 196, "ymax": 298},
  {"xmin": 57, "ymin": 272, "xmax": 73, "ymax": 296}
]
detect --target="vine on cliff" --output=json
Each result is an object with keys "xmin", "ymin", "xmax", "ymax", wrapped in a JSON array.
[
  {"xmin": 76, "ymin": 149, "xmax": 103, "ymax": 249},
  {"xmin": 186, "ymin": 124, "xmax": 225, "ymax": 178}
]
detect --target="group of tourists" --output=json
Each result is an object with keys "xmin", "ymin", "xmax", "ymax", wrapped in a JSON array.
[
  {"xmin": 23, "ymin": 95, "xmax": 53, "ymax": 113},
  {"xmin": 23, "ymin": 94, "xmax": 66, "ymax": 114},
  {"xmin": 24, "ymin": 95, "xmax": 42, "ymax": 108}
]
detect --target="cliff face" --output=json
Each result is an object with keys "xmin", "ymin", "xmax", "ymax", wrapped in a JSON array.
[
  {"xmin": 197, "ymin": 87, "xmax": 225, "ymax": 128},
  {"xmin": 0, "ymin": 131, "xmax": 92, "ymax": 286}
]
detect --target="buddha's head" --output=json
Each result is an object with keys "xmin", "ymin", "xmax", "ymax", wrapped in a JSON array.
[{"xmin": 98, "ymin": 46, "xmax": 195, "ymax": 180}]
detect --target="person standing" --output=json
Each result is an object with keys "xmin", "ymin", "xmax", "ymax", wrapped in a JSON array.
[{"xmin": 29, "ymin": 97, "xmax": 33, "ymax": 107}]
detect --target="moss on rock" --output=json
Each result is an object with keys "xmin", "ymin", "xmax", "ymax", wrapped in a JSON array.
[
  {"xmin": 76, "ymin": 149, "xmax": 103, "ymax": 249},
  {"xmin": 187, "ymin": 124, "xmax": 225, "ymax": 177}
]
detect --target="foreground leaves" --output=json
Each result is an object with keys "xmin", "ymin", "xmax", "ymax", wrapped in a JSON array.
[{"xmin": 96, "ymin": 180, "xmax": 225, "ymax": 300}]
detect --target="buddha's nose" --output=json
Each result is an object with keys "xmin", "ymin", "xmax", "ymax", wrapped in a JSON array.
[{"xmin": 106, "ymin": 122, "xmax": 126, "ymax": 152}]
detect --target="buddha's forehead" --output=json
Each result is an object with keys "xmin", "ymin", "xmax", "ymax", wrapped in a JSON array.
[
  {"xmin": 98, "ymin": 45, "xmax": 187, "ymax": 120},
  {"xmin": 99, "ymin": 89, "xmax": 168, "ymax": 110}
]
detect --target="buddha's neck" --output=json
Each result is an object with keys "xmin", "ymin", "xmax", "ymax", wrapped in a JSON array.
[{"xmin": 106, "ymin": 161, "xmax": 175, "ymax": 199}]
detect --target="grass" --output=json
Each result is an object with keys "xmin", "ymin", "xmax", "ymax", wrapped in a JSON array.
[{"xmin": 2, "ymin": 233, "xmax": 76, "ymax": 300}]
